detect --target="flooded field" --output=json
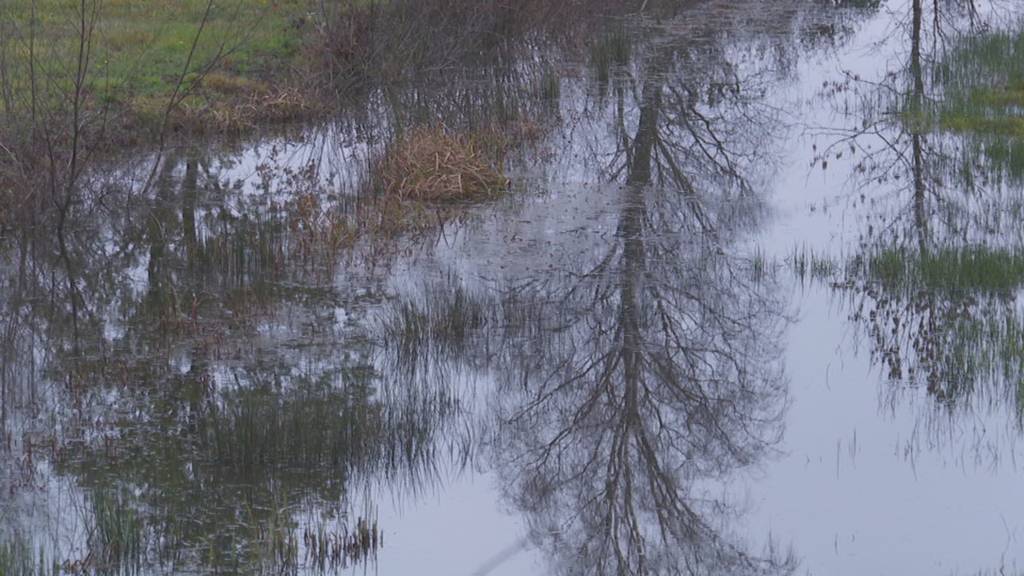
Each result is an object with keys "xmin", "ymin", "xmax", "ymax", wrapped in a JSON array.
[{"xmin": 3, "ymin": 0, "xmax": 1024, "ymax": 574}]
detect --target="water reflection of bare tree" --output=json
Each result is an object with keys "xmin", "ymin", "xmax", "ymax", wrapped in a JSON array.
[
  {"xmin": 0, "ymin": 1, "xmax": 882, "ymax": 572},
  {"xmin": 383, "ymin": 24, "xmax": 803, "ymax": 573},
  {"xmin": 492, "ymin": 55, "xmax": 790, "ymax": 576},
  {"xmin": 378, "ymin": 6, "xmax": 890, "ymax": 573},
  {"xmin": 0, "ymin": 147, "xmax": 468, "ymax": 574},
  {"xmin": 815, "ymin": 1, "xmax": 1024, "ymax": 440}
]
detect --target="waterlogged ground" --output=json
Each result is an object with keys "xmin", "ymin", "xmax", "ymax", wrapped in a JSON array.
[{"xmin": 4, "ymin": 1, "xmax": 1024, "ymax": 575}]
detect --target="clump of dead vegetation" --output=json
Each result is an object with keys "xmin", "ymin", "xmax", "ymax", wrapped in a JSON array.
[
  {"xmin": 131, "ymin": 82, "xmax": 319, "ymax": 134},
  {"xmin": 374, "ymin": 126, "xmax": 509, "ymax": 203},
  {"xmin": 183, "ymin": 80, "xmax": 319, "ymax": 133}
]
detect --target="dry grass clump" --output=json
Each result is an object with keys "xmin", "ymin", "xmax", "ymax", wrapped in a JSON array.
[
  {"xmin": 130, "ymin": 85, "xmax": 318, "ymax": 134},
  {"xmin": 376, "ymin": 127, "xmax": 510, "ymax": 203},
  {"xmin": 182, "ymin": 87, "xmax": 317, "ymax": 132}
]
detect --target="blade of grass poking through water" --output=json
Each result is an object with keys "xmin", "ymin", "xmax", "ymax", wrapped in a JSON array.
[
  {"xmin": 92, "ymin": 489, "xmax": 145, "ymax": 574},
  {"xmin": 0, "ymin": 536, "xmax": 59, "ymax": 576}
]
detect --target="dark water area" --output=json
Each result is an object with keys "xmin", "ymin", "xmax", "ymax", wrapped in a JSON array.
[{"xmin": 3, "ymin": 0, "xmax": 1024, "ymax": 574}]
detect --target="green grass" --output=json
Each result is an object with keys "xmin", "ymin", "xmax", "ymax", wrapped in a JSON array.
[
  {"xmin": 789, "ymin": 246, "xmax": 842, "ymax": 284},
  {"xmin": 895, "ymin": 22, "xmax": 1024, "ymax": 184},
  {"xmin": 0, "ymin": 537, "xmax": 59, "ymax": 576},
  {"xmin": 785, "ymin": 244, "xmax": 1024, "ymax": 295},
  {"xmin": 866, "ymin": 246, "xmax": 1024, "ymax": 294},
  {"xmin": 856, "ymin": 247, "xmax": 1024, "ymax": 414},
  {"xmin": 933, "ymin": 22, "xmax": 1024, "ymax": 137},
  {"xmin": 92, "ymin": 489, "xmax": 145, "ymax": 574},
  {"xmin": 0, "ymin": 0, "xmax": 308, "ymax": 126},
  {"xmin": 797, "ymin": 245, "xmax": 1024, "ymax": 416}
]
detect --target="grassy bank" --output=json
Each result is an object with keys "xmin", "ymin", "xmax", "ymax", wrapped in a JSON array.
[
  {"xmin": 0, "ymin": 0, "xmax": 626, "ymax": 237},
  {"xmin": 0, "ymin": 0, "xmax": 632, "ymax": 137},
  {"xmin": 0, "ymin": 0, "xmax": 311, "ymax": 133}
]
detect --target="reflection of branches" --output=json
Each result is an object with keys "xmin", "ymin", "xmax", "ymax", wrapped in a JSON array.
[
  {"xmin": 0, "ymin": 144, "xmax": 470, "ymax": 573},
  {"xmin": 810, "ymin": 0, "xmax": 995, "ymax": 247},
  {"xmin": 815, "ymin": 0, "xmax": 1024, "ymax": 450},
  {"xmin": 382, "ymin": 30, "xmax": 794, "ymax": 572},
  {"xmin": 489, "ymin": 100, "xmax": 789, "ymax": 575},
  {"xmin": 491, "ymin": 251, "xmax": 790, "ymax": 574}
]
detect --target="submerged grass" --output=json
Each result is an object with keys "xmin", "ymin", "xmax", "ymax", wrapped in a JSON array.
[
  {"xmin": 899, "ymin": 21, "xmax": 1024, "ymax": 183},
  {"xmin": 935, "ymin": 22, "xmax": 1024, "ymax": 124},
  {"xmin": 789, "ymin": 246, "xmax": 842, "ymax": 284},
  {"xmin": 932, "ymin": 22, "xmax": 1024, "ymax": 142},
  {"xmin": 866, "ymin": 246, "xmax": 1024, "ymax": 295},
  {"xmin": 92, "ymin": 490, "xmax": 145, "ymax": 575},
  {"xmin": 303, "ymin": 515, "xmax": 381, "ymax": 571},
  {"xmin": 0, "ymin": 537, "xmax": 59, "ymax": 576},
  {"xmin": 787, "ymin": 245, "xmax": 1024, "ymax": 416},
  {"xmin": 785, "ymin": 244, "xmax": 1024, "ymax": 296}
]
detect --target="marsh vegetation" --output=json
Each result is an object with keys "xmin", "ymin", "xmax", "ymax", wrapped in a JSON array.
[{"xmin": 3, "ymin": 0, "xmax": 1024, "ymax": 575}]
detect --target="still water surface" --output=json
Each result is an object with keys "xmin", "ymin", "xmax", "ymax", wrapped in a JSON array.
[{"xmin": 3, "ymin": 1, "xmax": 1024, "ymax": 574}]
